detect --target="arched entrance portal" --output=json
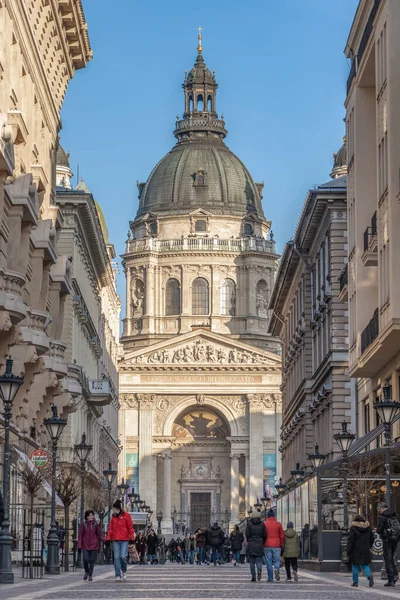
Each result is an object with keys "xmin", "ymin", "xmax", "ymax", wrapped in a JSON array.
[{"xmin": 170, "ymin": 405, "xmax": 231, "ymax": 533}]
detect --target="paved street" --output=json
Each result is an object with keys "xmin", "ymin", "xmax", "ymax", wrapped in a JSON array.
[{"xmin": 2, "ymin": 564, "xmax": 400, "ymax": 600}]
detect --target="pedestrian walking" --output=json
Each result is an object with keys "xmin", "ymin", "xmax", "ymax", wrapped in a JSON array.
[
  {"xmin": 208, "ymin": 522, "xmax": 225, "ymax": 565},
  {"xmin": 347, "ymin": 514, "xmax": 374, "ymax": 588},
  {"xmin": 230, "ymin": 525, "xmax": 244, "ymax": 566},
  {"xmin": 187, "ymin": 533, "xmax": 196, "ymax": 564},
  {"xmin": 146, "ymin": 529, "xmax": 158, "ymax": 564},
  {"xmin": 283, "ymin": 521, "xmax": 300, "ymax": 582},
  {"xmin": 264, "ymin": 509, "xmax": 284, "ymax": 582},
  {"xmin": 106, "ymin": 499, "xmax": 135, "ymax": 582},
  {"xmin": 78, "ymin": 509, "xmax": 105, "ymax": 581},
  {"xmin": 301, "ymin": 523, "xmax": 310, "ymax": 559},
  {"xmin": 168, "ymin": 538, "xmax": 178, "ymax": 562},
  {"xmin": 245, "ymin": 515, "xmax": 267, "ymax": 582},
  {"xmin": 195, "ymin": 528, "xmax": 206, "ymax": 565},
  {"xmin": 135, "ymin": 531, "xmax": 147, "ymax": 564},
  {"xmin": 377, "ymin": 502, "xmax": 400, "ymax": 587},
  {"xmin": 310, "ymin": 524, "xmax": 318, "ymax": 559}
]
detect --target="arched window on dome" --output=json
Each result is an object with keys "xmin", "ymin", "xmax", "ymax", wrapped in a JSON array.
[
  {"xmin": 244, "ymin": 222, "xmax": 253, "ymax": 236},
  {"xmin": 192, "ymin": 278, "xmax": 209, "ymax": 315},
  {"xmin": 195, "ymin": 220, "xmax": 207, "ymax": 232},
  {"xmin": 197, "ymin": 94, "xmax": 204, "ymax": 111},
  {"xmin": 165, "ymin": 279, "xmax": 181, "ymax": 316},
  {"xmin": 189, "ymin": 95, "xmax": 194, "ymax": 112},
  {"xmin": 220, "ymin": 279, "xmax": 236, "ymax": 316},
  {"xmin": 207, "ymin": 95, "xmax": 212, "ymax": 112},
  {"xmin": 256, "ymin": 279, "xmax": 269, "ymax": 317}
]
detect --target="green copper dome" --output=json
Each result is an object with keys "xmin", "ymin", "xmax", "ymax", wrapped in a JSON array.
[{"xmin": 135, "ymin": 51, "xmax": 265, "ymax": 220}]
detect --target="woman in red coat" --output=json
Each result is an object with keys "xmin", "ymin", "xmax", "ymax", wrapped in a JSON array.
[
  {"xmin": 106, "ymin": 500, "xmax": 135, "ymax": 581},
  {"xmin": 78, "ymin": 509, "xmax": 105, "ymax": 581}
]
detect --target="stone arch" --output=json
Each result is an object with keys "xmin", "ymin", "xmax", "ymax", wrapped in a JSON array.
[{"xmin": 163, "ymin": 395, "xmax": 241, "ymax": 437}]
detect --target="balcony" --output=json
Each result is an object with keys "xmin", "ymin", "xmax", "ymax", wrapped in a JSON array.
[
  {"xmin": 361, "ymin": 308, "xmax": 379, "ymax": 355},
  {"xmin": 362, "ymin": 211, "xmax": 378, "ymax": 266},
  {"xmin": 124, "ymin": 236, "xmax": 276, "ymax": 256},
  {"xmin": 88, "ymin": 378, "xmax": 113, "ymax": 406},
  {"xmin": 338, "ymin": 264, "xmax": 348, "ymax": 302}
]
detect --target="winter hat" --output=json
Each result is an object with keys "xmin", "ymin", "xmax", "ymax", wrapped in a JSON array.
[
  {"xmin": 267, "ymin": 509, "xmax": 275, "ymax": 518},
  {"xmin": 353, "ymin": 514, "xmax": 365, "ymax": 522},
  {"xmin": 287, "ymin": 521, "xmax": 294, "ymax": 528},
  {"xmin": 113, "ymin": 499, "xmax": 122, "ymax": 510}
]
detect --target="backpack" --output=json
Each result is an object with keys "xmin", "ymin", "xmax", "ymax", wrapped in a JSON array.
[{"xmin": 385, "ymin": 517, "xmax": 400, "ymax": 542}]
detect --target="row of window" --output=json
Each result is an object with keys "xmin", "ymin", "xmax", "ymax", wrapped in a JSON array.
[{"xmin": 166, "ymin": 277, "xmax": 236, "ymax": 316}]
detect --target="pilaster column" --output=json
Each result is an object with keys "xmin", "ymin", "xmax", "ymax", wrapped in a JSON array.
[
  {"xmin": 247, "ymin": 395, "xmax": 264, "ymax": 504},
  {"xmin": 248, "ymin": 266, "xmax": 258, "ymax": 316},
  {"xmin": 138, "ymin": 395, "xmax": 156, "ymax": 509},
  {"xmin": 245, "ymin": 453, "xmax": 250, "ymax": 510},
  {"xmin": 211, "ymin": 266, "xmax": 220, "ymax": 316},
  {"xmin": 230, "ymin": 453, "xmax": 240, "ymax": 525},
  {"xmin": 162, "ymin": 452, "xmax": 173, "ymax": 533}
]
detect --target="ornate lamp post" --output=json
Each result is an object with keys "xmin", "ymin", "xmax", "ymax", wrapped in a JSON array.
[
  {"xmin": 275, "ymin": 478, "xmax": 286, "ymax": 496},
  {"xmin": 43, "ymin": 405, "xmax": 67, "ymax": 574},
  {"xmin": 74, "ymin": 433, "xmax": 92, "ymax": 568},
  {"xmin": 103, "ymin": 462, "xmax": 117, "ymax": 526},
  {"xmin": 291, "ymin": 462, "xmax": 305, "ymax": 484},
  {"xmin": 308, "ymin": 444, "xmax": 326, "ymax": 470},
  {"xmin": 373, "ymin": 386, "xmax": 400, "ymax": 508},
  {"xmin": 156, "ymin": 510, "xmax": 163, "ymax": 534},
  {"xmin": 334, "ymin": 421, "xmax": 355, "ymax": 572},
  {"xmin": 247, "ymin": 506, "xmax": 253, "ymax": 519},
  {"xmin": 0, "ymin": 358, "xmax": 23, "ymax": 584},
  {"xmin": 261, "ymin": 496, "xmax": 270, "ymax": 519},
  {"xmin": 253, "ymin": 498, "xmax": 262, "ymax": 513},
  {"xmin": 117, "ymin": 478, "xmax": 129, "ymax": 507}
]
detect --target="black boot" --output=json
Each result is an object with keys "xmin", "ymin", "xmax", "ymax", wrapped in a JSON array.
[{"xmin": 257, "ymin": 568, "xmax": 262, "ymax": 581}]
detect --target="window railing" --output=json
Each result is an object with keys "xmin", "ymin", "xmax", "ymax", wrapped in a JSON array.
[
  {"xmin": 363, "ymin": 211, "xmax": 378, "ymax": 252},
  {"xmin": 361, "ymin": 308, "xmax": 379, "ymax": 354}
]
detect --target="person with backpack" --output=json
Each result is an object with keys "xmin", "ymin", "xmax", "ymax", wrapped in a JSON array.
[
  {"xmin": 208, "ymin": 522, "xmax": 225, "ymax": 566},
  {"xmin": 347, "ymin": 515, "xmax": 374, "ymax": 588},
  {"xmin": 78, "ymin": 509, "xmax": 105, "ymax": 581},
  {"xmin": 377, "ymin": 502, "xmax": 400, "ymax": 587},
  {"xmin": 283, "ymin": 522, "xmax": 300, "ymax": 582},
  {"xmin": 246, "ymin": 514, "xmax": 267, "ymax": 582},
  {"xmin": 230, "ymin": 525, "xmax": 244, "ymax": 566}
]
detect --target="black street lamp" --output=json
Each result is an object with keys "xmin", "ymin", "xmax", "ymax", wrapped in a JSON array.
[
  {"xmin": 103, "ymin": 462, "xmax": 117, "ymax": 526},
  {"xmin": 253, "ymin": 498, "xmax": 262, "ymax": 512},
  {"xmin": 261, "ymin": 496, "xmax": 270, "ymax": 519},
  {"xmin": 156, "ymin": 510, "xmax": 163, "ymax": 534},
  {"xmin": 74, "ymin": 433, "xmax": 92, "ymax": 568},
  {"xmin": 0, "ymin": 358, "xmax": 23, "ymax": 584},
  {"xmin": 308, "ymin": 444, "xmax": 326, "ymax": 470},
  {"xmin": 334, "ymin": 421, "xmax": 355, "ymax": 572},
  {"xmin": 275, "ymin": 477, "xmax": 286, "ymax": 496},
  {"xmin": 247, "ymin": 506, "xmax": 253, "ymax": 518},
  {"xmin": 117, "ymin": 478, "xmax": 129, "ymax": 507},
  {"xmin": 291, "ymin": 462, "xmax": 305, "ymax": 483},
  {"xmin": 44, "ymin": 405, "xmax": 67, "ymax": 574},
  {"xmin": 373, "ymin": 386, "xmax": 400, "ymax": 508}
]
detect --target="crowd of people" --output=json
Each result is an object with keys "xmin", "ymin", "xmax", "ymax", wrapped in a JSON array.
[{"xmin": 76, "ymin": 498, "xmax": 400, "ymax": 587}]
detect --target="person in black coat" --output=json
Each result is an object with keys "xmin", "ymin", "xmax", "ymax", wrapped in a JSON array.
[
  {"xmin": 230, "ymin": 525, "xmax": 244, "ymax": 566},
  {"xmin": 245, "ymin": 516, "xmax": 267, "ymax": 582},
  {"xmin": 347, "ymin": 515, "xmax": 374, "ymax": 588},
  {"xmin": 208, "ymin": 523, "xmax": 225, "ymax": 565},
  {"xmin": 146, "ymin": 529, "xmax": 158, "ymax": 564},
  {"xmin": 377, "ymin": 502, "xmax": 400, "ymax": 587}
]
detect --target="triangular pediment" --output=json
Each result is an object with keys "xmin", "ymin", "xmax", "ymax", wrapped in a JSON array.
[
  {"xmin": 189, "ymin": 208, "xmax": 213, "ymax": 217},
  {"xmin": 121, "ymin": 329, "xmax": 281, "ymax": 368}
]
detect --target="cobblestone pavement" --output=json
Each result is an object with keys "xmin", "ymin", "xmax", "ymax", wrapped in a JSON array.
[{"xmin": 1, "ymin": 564, "xmax": 400, "ymax": 600}]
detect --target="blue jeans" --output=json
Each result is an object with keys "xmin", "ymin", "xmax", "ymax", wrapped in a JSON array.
[
  {"xmin": 113, "ymin": 541, "xmax": 128, "ymax": 577},
  {"xmin": 211, "ymin": 546, "xmax": 222, "ymax": 563},
  {"xmin": 352, "ymin": 563, "xmax": 371, "ymax": 583},
  {"xmin": 187, "ymin": 550, "xmax": 195, "ymax": 564},
  {"xmin": 232, "ymin": 549, "xmax": 241, "ymax": 563},
  {"xmin": 249, "ymin": 555, "xmax": 264, "ymax": 579},
  {"xmin": 264, "ymin": 547, "xmax": 281, "ymax": 581},
  {"xmin": 197, "ymin": 547, "xmax": 204, "ymax": 563},
  {"xmin": 148, "ymin": 553, "xmax": 156, "ymax": 563}
]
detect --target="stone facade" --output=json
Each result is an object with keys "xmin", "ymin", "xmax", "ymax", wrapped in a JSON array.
[
  {"xmin": 0, "ymin": 1, "xmax": 91, "ymax": 488},
  {"xmin": 345, "ymin": 0, "xmax": 400, "ymax": 439},
  {"xmin": 55, "ymin": 157, "xmax": 120, "ymax": 481},
  {"xmin": 119, "ymin": 41, "xmax": 282, "ymax": 532},
  {"xmin": 268, "ymin": 148, "xmax": 353, "ymax": 480}
]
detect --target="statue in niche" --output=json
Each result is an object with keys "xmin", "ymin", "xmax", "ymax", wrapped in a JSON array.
[
  {"xmin": 256, "ymin": 280, "xmax": 269, "ymax": 317},
  {"xmin": 16, "ymin": 406, "xmax": 28, "ymax": 434},
  {"xmin": 131, "ymin": 278, "xmax": 145, "ymax": 316}
]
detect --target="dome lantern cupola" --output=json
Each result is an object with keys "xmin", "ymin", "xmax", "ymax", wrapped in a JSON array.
[
  {"xmin": 330, "ymin": 137, "xmax": 347, "ymax": 179},
  {"xmin": 174, "ymin": 29, "xmax": 227, "ymax": 142}
]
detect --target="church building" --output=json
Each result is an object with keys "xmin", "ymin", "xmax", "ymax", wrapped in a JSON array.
[{"xmin": 119, "ymin": 34, "xmax": 282, "ymax": 532}]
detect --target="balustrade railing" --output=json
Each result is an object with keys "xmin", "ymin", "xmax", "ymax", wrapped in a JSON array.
[{"xmin": 126, "ymin": 236, "xmax": 276, "ymax": 254}]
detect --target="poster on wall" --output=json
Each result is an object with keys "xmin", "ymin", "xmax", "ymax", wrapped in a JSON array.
[
  {"xmin": 125, "ymin": 453, "xmax": 139, "ymax": 496},
  {"xmin": 263, "ymin": 454, "xmax": 276, "ymax": 498}
]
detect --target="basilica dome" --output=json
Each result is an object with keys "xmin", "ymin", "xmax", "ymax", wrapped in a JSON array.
[{"xmin": 136, "ymin": 45, "xmax": 265, "ymax": 220}]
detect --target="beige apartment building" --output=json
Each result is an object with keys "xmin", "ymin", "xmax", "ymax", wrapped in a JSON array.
[
  {"xmin": 0, "ymin": 1, "xmax": 98, "ymax": 496},
  {"xmin": 55, "ymin": 151, "xmax": 120, "ymax": 480},
  {"xmin": 268, "ymin": 146, "xmax": 352, "ymax": 480},
  {"xmin": 345, "ymin": 0, "xmax": 400, "ymax": 437}
]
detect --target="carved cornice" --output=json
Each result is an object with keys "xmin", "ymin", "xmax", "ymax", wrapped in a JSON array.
[
  {"xmin": 246, "ymin": 393, "xmax": 281, "ymax": 410},
  {"xmin": 119, "ymin": 393, "xmax": 156, "ymax": 409}
]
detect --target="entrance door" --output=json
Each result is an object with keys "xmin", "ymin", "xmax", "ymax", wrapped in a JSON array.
[{"xmin": 191, "ymin": 492, "xmax": 211, "ymax": 532}]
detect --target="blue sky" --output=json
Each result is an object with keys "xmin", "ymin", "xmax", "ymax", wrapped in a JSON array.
[{"xmin": 60, "ymin": 0, "xmax": 359, "ymax": 304}]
